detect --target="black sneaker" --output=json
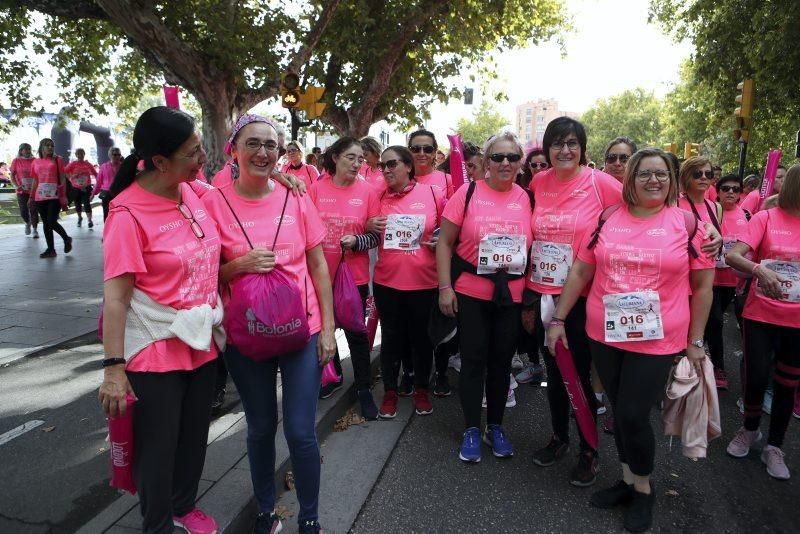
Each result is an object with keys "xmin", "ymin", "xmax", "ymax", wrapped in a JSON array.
[
  {"xmin": 88, "ymin": 220, "xmax": 94, "ymax": 228},
  {"xmin": 319, "ymin": 379, "xmax": 342, "ymax": 399},
  {"xmin": 77, "ymin": 219, "xmax": 82, "ymax": 227},
  {"xmin": 533, "ymin": 435, "xmax": 569, "ymax": 467},
  {"xmin": 624, "ymin": 487, "xmax": 656, "ymax": 532},
  {"xmin": 253, "ymin": 512, "xmax": 282, "ymax": 534},
  {"xmin": 590, "ymin": 480, "xmax": 633, "ymax": 508},
  {"xmin": 298, "ymin": 519, "xmax": 322, "ymax": 534},
  {"xmin": 357, "ymin": 388, "xmax": 379, "ymax": 420},
  {"xmin": 570, "ymin": 451, "xmax": 599, "ymax": 487},
  {"xmin": 433, "ymin": 373, "xmax": 452, "ymax": 397},
  {"xmin": 398, "ymin": 373, "xmax": 415, "ymax": 397},
  {"xmin": 211, "ymin": 387, "xmax": 226, "ymax": 417},
  {"xmin": 64, "ymin": 236, "xmax": 73, "ymax": 253}
]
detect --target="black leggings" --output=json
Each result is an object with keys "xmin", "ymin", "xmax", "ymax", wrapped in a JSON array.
[
  {"xmin": 456, "ymin": 293, "xmax": 519, "ymax": 429},
  {"xmin": 35, "ymin": 199, "xmax": 69, "ymax": 252},
  {"xmin": 591, "ymin": 340, "xmax": 675, "ymax": 476},
  {"xmin": 742, "ymin": 319, "xmax": 800, "ymax": 447},
  {"xmin": 542, "ymin": 296, "xmax": 597, "ymax": 453},
  {"xmin": 704, "ymin": 286, "xmax": 736, "ymax": 370},
  {"xmin": 332, "ymin": 284, "xmax": 372, "ymax": 390},
  {"xmin": 127, "ymin": 360, "xmax": 216, "ymax": 534},
  {"xmin": 73, "ymin": 187, "xmax": 93, "ymax": 216},
  {"xmin": 373, "ymin": 284, "xmax": 435, "ymax": 390},
  {"xmin": 16, "ymin": 193, "xmax": 39, "ymax": 226}
]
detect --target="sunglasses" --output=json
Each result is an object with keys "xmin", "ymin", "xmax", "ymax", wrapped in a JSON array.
[
  {"xmin": 177, "ymin": 203, "xmax": 205, "ymax": 239},
  {"xmin": 378, "ymin": 159, "xmax": 400, "ymax": 171},
  {"xmin": 605, "ymin": 153, "xmax": 629, "ymax": 164},
  {"xmin": 489, "ymin": 153, "xmax": 522, "ymax": 163},
  {"xmin": 719, "ymin": 185, "xmax": 742, "ymax": 193},
  {"xmin": 286, "ymin": 148, "xmax": 301, "ymax": 154},
  {"xmin": 529, "ymin": 161, "xmax": 548, "ymax": 169},
  {"xmin": 692, "ymin": 170, "xmax": 715, "ymax": 180},
  {"xmin": 409, "ymin": 144, "xmax": 435, "ymax": 154}
]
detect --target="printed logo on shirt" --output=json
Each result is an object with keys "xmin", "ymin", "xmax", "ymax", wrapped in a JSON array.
[
  {"xmin": 318, "ymin": 197, "xmax": 336, "ymax": 203},
  {"xmin": 541, "ymin": 191, "xmax": 559, "ymax": 198},
  {"xmin": 646, "ymin": 228, "xmax": 666, "ymax": 237},
  {"xmin": 506, "ymin": 202, "xmax": 522, "ymax": 211},
  {"xmin": 737, "ymin": 219, "xmax": 747, "ymax": 226},
  {"xmin": 348, "ymin": 198, "xmax": 364, "ymax": 206},
  {"xmin": 410, "ymin": 202, "xmax": 425, "ymax": 210},
  {"xmin": 770, "ymin": 229, "xmax": 792, "ymax": 236},
  {"xmin": 608, "ymin": 226, "xmax": 632, "ymax": 233},
  {"xmin": 228, "ymin": 220, "xmax": 255, "ymax": 230},
  {"xmin": 194, "ymin": 208, "xmax": 208, "ymax": 222},
  {"xmin": 476, "ymin": 199, "xmax": 495, "ymax": 207},
  {"xmin": 274, "ymin": 215, "xmax": 296, "ymax": 226},
  {"xmin": 159, "ymin": 219, "xmax": 184, "ymax": 233},
  {"xmin": 570, "ymin": 189, "xmax": 589, "ymax": 199}
]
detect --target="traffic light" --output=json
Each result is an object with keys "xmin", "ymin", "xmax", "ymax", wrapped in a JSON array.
[
  {"xmin": 734, "ymin": 79, "xmax": 754, "ymax": 143},
  {"xmin": 298, "ymin": 86, "xmax": 327, "ymax": 120},
  {"xmin": 281, "ymin": 71, "xmax": 301, "ymax": 108},
  {"xmin": 663, "ymin": 143, "xmax": 677, "ymax": 155},
  {"xmin": 684, "ymin": 143, "xmax": 700, "ymax": 159}
]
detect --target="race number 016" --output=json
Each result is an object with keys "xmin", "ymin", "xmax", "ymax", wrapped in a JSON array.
[
  {"xmin": 619, "ymin": 315, "xmax": 644, "ymax": 326},
  {"xmin": 493, "ymin": 254, "xmax": 513, "ymax": 263}
]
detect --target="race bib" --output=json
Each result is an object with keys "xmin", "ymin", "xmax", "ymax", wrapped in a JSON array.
[
  {"xmin": 530, "ymin": 241, "xmax": 573, "ymax": 287},
  {"xmin": 757, "ymin": 260, "xmax": 800, "ymax": 302},
  {"xmin": 37, "ymin": 182, "xmax": 57, "ymax": 199},
  {"xmin": 716, "ymin": 239, "xmax": 737, "ymax": 269},
  {"xmin": 73, "ymin": 175, "xmax": 89, "ymax": 187},
  {"xmin": 477, "ymin": 233, "xmax": 527, "ymax": 275},
  {"xmin": 383, "ymin": 214, "xmax": 425, "ymax": 251},
  {"xmin": 21, "ymin": 177, "xmax": 34, "ymax": 191},
  {"xmin": 603, "ymin": 291, "xmax": 664, "ymax": 342}
]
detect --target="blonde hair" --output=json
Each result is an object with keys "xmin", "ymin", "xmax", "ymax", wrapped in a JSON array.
[
  {"xmin": 778, "ymin": 164, "xmax": 800, "ymax": 211},
  {"xmin": 287, "ymin": 140, "xmax": 305, "ymax": 154},
  {"xmin": 622, "ymin": 148, "xmax": 678, "ymax": 207},
  {"xmin": 679, "ymin": 156, "xmax": 712, "ymax": 193}
]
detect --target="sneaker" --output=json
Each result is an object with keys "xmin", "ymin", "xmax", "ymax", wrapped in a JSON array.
[
  {"xmin": 253, "ymin": 512, "xmax": 282, "ymax": 534},
  {"xmin": 88, "ymin": 220, "xmax": 94, "ymax": 228},
  {"xmin": 398, "ymin": 373, "xmax": 415, "ymax": 397},
  {"xmin": 624, "ymin": 487, "xmax": 656, "ymax": 533},
  {"xmin": 509, "ymin": 373, "xmax": 518, "ymax": 390},
  {"xmin": 511, "ymin": 353, "xmax": 525, "ymax": 370},
  {"xmin": 794, "ymin": 390, "xmax": 800, "ymax": 420},
  {"xmin": 595, "ymin": 393, "xmax": 607, "ymax": 415},
  {"xmin": 603, "ymin": 416, "xmax": 615, "ymax": 435},
  {"xmin": 173, "ymin": 508, "xmax": 217, "ymax": 534},
  {"xmin": 318, "ymin": 379, "xmax": 342, "ymax": 399},
  {"xmin": 358, "ymin": 388, "xmax": 379, "ymax": 420},
  {"xmin": 533, "ymin": 435, "xmax": 569, "ymax": 467},
  {"xmin": 506, "ymin": 389, "xmax": 517, "ymax": 408},
  {"xmin": 25, "ymin": 223, "xmax": 31, "ymax": 235},
  {"xmin": 64, "ymin": 236, "xmax": 73, "ymax": 253},
  {"xmin": 32, "ymin": 229, "xmax": 39, "ymax": 238},
  {"xmin": 210, "ymin": 387, "xmax": 226, "ymax": 417},
  {"xmin": 726, "ymin": 426, "xmax": 762, "ymax": 458},
  {"xmin": 414, "ymin": 388, "xmax": 433, "ymax": 415},
  {"xmin": 481, "ymin": 394, "xmax": 487, "ymax": 408},
  {"xmin": 763, "ymin": 389, "xmax": 773, "ymax": 415},
  {"xmin": 433, "ymin": 373, "xmax": 452, "ymax": 397},
  {"xmin": 590, "ymin": 480, "xmax": 633, "ymax": 509},
  {"xmin": 483, "ymin": 424, "xmax": 514, "ymax": 457},
  {"xmin": 379, "ymin": 390, "xmax": 398, "ymax": 419},
  {"xmin": 77, "ymin": 218, "xmax": 82, "ymax": 227},
  {"xmin": 714, "ymin": 368, "xmax": 729, "ymax": 390},
  {"xmin": 39, "ymin": 249, "xmax": 57, "ymax": 258},
  {"xmin": 515, "ymin": 362, "xmax": 544, "ymax": 385},
  {"xmin": 737, "ymin": 397, "xmax": 744, "ymax": 415},
  {"xmin": 570, "ymin": 451, "xmax": 599, "ymax": 487},
  {"xmin": 459, "ymin": 427, "xmax": 481, "ymax": 463},
  {"xmin": 448, "ymin": 354, "xmax": 461, "ymax": 373},
  {"xmin": 298, "ymin": 520, "xmax": 321, "ymax": 534},
  {"xmin": 761, "ymin": 445, "xmax": 791, "ymax": 480}
]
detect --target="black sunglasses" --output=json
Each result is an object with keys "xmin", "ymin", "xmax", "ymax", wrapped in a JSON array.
[
  {"xmin": 529, "ymin": 161, "xmax": 548, "ymax": 169},
  {"xmin": 378, "ymin": 159, "xmax": 400, "ymax": 171},
  {"xmin": 489, "ymin": 153, "xmax": 522, "ymax": 163},
  {"xmin": 719, "ymin": 185, "xmax": 742, "ymax": 193},
  {"xmin": 692, "ymin": 170, "xmax": 715, "ymax": 179},
  {"xmin": 409, "ymin": 144, "xmax": 435, "ymax": 154},
  {"xmin": 605, "ymin": 153, "xmax": 629, "ymax": 164}
]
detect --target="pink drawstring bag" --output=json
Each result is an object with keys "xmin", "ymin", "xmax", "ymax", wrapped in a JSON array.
[
  {"xmin": 321, "ymin": 361, "xmax": 340, "ymax": 387},
  {"xmin": 219, "ymin": 188, "xmax": 310, "ymax": 361},
  {"xmin": 108, "ymin": 394, "xmax": 137, "ymax": 494},
  {"xmin": 333, "ymin": 249, "xmax": 366, "ymax": 333}
]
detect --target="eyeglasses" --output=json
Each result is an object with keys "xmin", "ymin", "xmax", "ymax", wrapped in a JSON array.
[
  {"xmin": 177, "ymin": 203, "xmax": 205, "ymax": 239},
  {"xmin": 550, "ymin": 140, "xmax": 580, "ymax": 152},
  {"xmin": 605, "ymin": 153, "xmax": 629, "ymax": 164},
  {"xmin": 409, "ymin": 144, "xmax": 435, "ymax": 154},
  {"xmin": 489, "ymin": 153, "xmax": 522, "ymax": 163},
  {"xmin": 719, "ymin": 185, "xmax": 742, "ymax": 193},
  {"xmin": 635, "ymin": 170, "xmax": 670, "ymax": 182},
  {"xmin": 692, "ymin": 170, "xmax": 714, "ymax": 180},
  {"xmin": 243, "ymin": 139, "xmax": 279, "ymax": 153},
  {"xmin": 378, "ymin": 159, "xmax": 400, "ymax": 171},
  {"xmin": 529, "ymin": 161, "xmax": 548, "ymax": 169},
  {"xmin": 286, "ymin": 148, "xmax": 300, "ymax": 154}
]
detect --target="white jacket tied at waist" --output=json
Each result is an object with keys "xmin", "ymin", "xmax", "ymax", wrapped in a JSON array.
[{"xmin": 124, "ymin": 288, "xmax": 226, "ymax": 361}]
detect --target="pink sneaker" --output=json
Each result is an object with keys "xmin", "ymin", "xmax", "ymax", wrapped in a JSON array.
[
  {"xmin": 714, "ymin": 369, "xmax": 729, "ymax": 390},
  {"xmin": 173, "ymin": 508, "xmax": 218, "ymax": 534}
]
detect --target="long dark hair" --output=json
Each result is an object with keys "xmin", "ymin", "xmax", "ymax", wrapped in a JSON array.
[
  {"xmin": 37, "ymin": 138, "xmax": 56, "ymax": 159},
  {"xmin": 383, "ymin": 145, "xmax": 416, "ymax": 181},
  {"xmin": 321, "ymin": 136, "xmax": 361, "ymax": 175},
  {"xmin": 110, "ymin": 106, "xmax": 196, "ymax": 198}
]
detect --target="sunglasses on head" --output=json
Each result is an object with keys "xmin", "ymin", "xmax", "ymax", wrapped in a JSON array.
[
  {"xmin": 529, "ymin": 161, "xmax": 548, "ymax": 169},
  {"xmin": 719, "ymin": 185, "xmax": 742, "ymax": 193},
  {"xmin": 378, "ymin": 159, "xmax": 400, "ymax": 171},
  {"xmin": 692, "ymin": 170, "xmax": 714, "ymax": 179},
  {"xmin": 489, "ymin": 153, "xmax": 522, "ymax": 163},
  {"xmin": 409, "ymin": 144, "xmax": 435, "ymax": 154},
  {"xmin": 605, "ymin": 153, "xmax": 629, "ymax": 164}
]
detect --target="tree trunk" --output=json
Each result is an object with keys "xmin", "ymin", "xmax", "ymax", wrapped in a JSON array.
[{"xmin": 195, "ymin": 86, "xmax": 240, "ymax": 179}]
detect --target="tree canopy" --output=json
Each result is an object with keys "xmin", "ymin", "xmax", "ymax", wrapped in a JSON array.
[{"xmin": 455, "ymin": 102, "xmax": 511, "ymax": 147}]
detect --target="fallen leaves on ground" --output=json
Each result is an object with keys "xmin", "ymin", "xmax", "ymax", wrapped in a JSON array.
[
  {"xmin": 42, "ymin": 426, "xmax": 55, "ymax": 432},
  {"xmin": 275, "ymin": 505, "xmax": 292, "ymax": 520},
  {"xmin": 333, "ymin": 408, "xmax": 366, "ymax": 432},
  {"xmin": 666, "ymin": 489, "xmax": 679, "ymax": 497}
]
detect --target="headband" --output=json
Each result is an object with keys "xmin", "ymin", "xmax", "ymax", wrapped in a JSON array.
[{"xmin": 224, "ymin": 114, "xmax": 277, "ymax": 155}]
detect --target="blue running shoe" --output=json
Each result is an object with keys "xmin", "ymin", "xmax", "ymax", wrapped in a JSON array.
[
  {"xmin": 459, "ymin": 427, "xmax": 481, "ymax": 463},
  {"xmin": 483, "ymin": 424, "xmax": 514, "ymax": 458}
]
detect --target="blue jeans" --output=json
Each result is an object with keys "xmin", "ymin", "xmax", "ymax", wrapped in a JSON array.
[{"xmin": 225, "ymin": 335, "xmax": 322, "ymax": 524}]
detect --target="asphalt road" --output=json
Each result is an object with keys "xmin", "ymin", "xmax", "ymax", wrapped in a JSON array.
[{"xmin": 353, "ymin": 315, "xmax": 800, "ymax": 532}]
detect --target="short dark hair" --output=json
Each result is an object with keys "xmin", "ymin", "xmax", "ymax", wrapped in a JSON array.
[
  {"xmin": 408, "ymin": 129, "xmax": 438, "ymax": 150},
  {"xmin": 382, "ymin": 145, "xmax": 415, "ymax": 181},
  {"xmin": 604, "ymin": 137, "xmax": 637, "ymax": 159},
  {"xmin": 321, "ymin": 136, "xmax": 361, "ymax": 175},
  {"xmin": 716, "ymin": 174, "xmax": 741, "ymax": 191},
  {"xmin": 542, "ymin": 117, "xmax": 587, "ymax": 166}
]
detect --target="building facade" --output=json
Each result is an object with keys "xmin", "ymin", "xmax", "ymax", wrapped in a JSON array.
[{"xmin": 515, "ymin": 98, "xmax": 578, "ymax": 148}]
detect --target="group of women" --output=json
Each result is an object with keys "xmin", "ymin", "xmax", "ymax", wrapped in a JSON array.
[{"xmin": 95, "ymin": 106, "xmax": 799, "ymax": 534}]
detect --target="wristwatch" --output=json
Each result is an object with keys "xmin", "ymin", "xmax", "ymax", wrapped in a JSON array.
[{"xmin": 689, "ymin": 339, "xmax": 704, "ymax": 348}]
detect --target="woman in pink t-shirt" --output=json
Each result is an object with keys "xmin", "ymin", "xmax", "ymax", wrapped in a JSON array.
[
  {"xmin": 29, "ymin": 138, "xmax": 71, "ymax": 258},
  {"xmin": 98, "ymin": 107, "xmax": 221, "ymax": 534},
  {"xmin": 64, "ymin": 148, "xmax": 98, "ymax": 228},
  {"xmin": 359, "ymin": 136, "xmax": 386, "ymax": 192},
  {"xmin": 204, "ymin": 114, "xmax": 335, "ymax": 534},
  {"xmin": 10, "ymin": 143, "xmax": 39, "ymax": 237},
  {"xmin": 93, "ymin": 147, "xmax": 123, "ymax": 221},
  {"xmin": 724, "ymin": 164, "xmax": 800, "ymax": 481},
  {"xmin": 602, "ymin": 137, "xmax": 637, "ymax": 184},
  {"xmin": 437, "ymin": 132, "xmax": 533, "ymax": 462},
  {"xmin": 677, "ymin": 156, "xmax": 722, "ymax": 235},
  {"xmin": 280, "ymin": 140, "xmax": 320, "ymax": 188},
  {"xmin": 408, "ymin": 129, "xmax": 454, "ymax": 198},
  {"xmin": 548, "ymin": 148, "xmax": 714, "ymax": 532}
]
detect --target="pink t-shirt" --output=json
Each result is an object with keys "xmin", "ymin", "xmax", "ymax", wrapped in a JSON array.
[
  {"xmin": 202, "ymin": 181, "xmax": 328, "ymax": 334},
  {"xmin": 104, "ymin": 181, "xmax": 222, "ymax": 371},
  {"xmin": 308, "ymin": 177, "xmax": 381, "ymax": 286},
  {"xmin": 188, "ymin": 177, "xmax": 214, "ymax": 198},
  {"xmin": 416, "ymin": 170, "xmax": 454, "ymax": 199},
  {"xmin": 281, "ymin": 163, "xmax": 320, "ymax": 189},
  {"xmin": 740, "ymin": 208, "xmax": 800, "ymax": 328},
  {"xmin": 715, "ymin": 205, "xmax": 750, "ymax": 287},
  {"xmin": 93, "ymin": 161, "xmax": 119, "ymax": 195},
  {"xmin": 10, "ymin": 157, "xmax": 34, "ymax": 195},
  {"xmin": 526, "ymin": 167, "xmax": 623, "ymax": 295},
  {"xmin": 31, "ymin": 157, "xmax": 65, "ymax": 201},
  {"xmin": 442, "ymin": 180, "xmax": 533, "ymax": 303},
  {"xmin": 211, "ymin": 161, "xmax": 234, "ymax": 188},
  {"xmin": 360, "ymin": 163, "xmax": 386, "ymax": 193},
  {"xmin": 64, "ymin": 160, "xmax": 97, "ymax": 189},
  {"xmin": 739, "ymin": 189, "xmax": 762, "ymax": 213},
  {"xmin": 578, "ymin": 205, "xmax": 714, "ymax": 355},
  {"xmin": 374, "ymin": 183, "xmax": 444, "ymax": 291},
  {"xmin": 705, "ymin": 187, "xmax": 718, "ymax": 203},
  {"xmin": 678, "ymin": 196, "xmax": 720, "ymax": 229}
]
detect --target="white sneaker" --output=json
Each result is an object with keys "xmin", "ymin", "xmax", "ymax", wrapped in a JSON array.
[
  {"xmin": 25, "ymin": 223, "xmax": 31, "ymax": 235},
  {"xmin": 509, "ymin": 373, "xmax": 518, "ymax": 390},
  {"xmin": 482, "ymin": 394, "xmax": 487, "ymax": 408},
  {"xmin": 727, "ymin": 426, "xmax": 762, "ymax": 458},
  {"xmin": 506, "ymin": 389, "xmax": 517, "ymax": 408},
  {"xmin": 511, "ymin": 353, "xmax": 525, "ymax": 370},
  {"xmin": 761, "ymin": 445, "xmax": 790, "ymax": 480},
  {"xmin": 32, "ymin": 228, "xmax": 39, "ymax": 238},
  {"xmin": 448, "ymin": 354, "xmax": 461, "ymax": 373},
  {"xmin": 596, "ymin": 393, "xmax": 607, "ymax": 415}
]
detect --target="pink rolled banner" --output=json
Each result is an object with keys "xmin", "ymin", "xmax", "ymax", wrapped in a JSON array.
[
  {"xmin": 366, "ymin": 295, "xmax": 380, "ymax": 350},
  {"xmin": 447, "ymin": 133, "xmax": 467, "ymax": 188},
  {"xmin": 555, "ymin": 340, "xmax": 598, "ymax": 450},
  {"xmin": 756, "ymin": 149, "xmax": 783, "ymax": 212},
  {"xmin": 163, "ymin": 85, "xmax": 180, "ymax": 109}
]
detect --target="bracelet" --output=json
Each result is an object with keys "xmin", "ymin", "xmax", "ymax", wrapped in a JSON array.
[
  {"xmin": 102, "ymin": 357, "xmax": 126, "ymax": 368},
  {"xmin": 549, "ymin": 318, "xmax": 565, "ymax": 327},
  {"xmin": 751, "ymin": 263, "xmax": 762, "ymax": 275},
  {"xmin": 438, "ymin": 284, "xmax": 452, "ymax": 291},
  {"xmin": 551, "ymin": 316, "xmax": 566, "ymax": 323}
]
